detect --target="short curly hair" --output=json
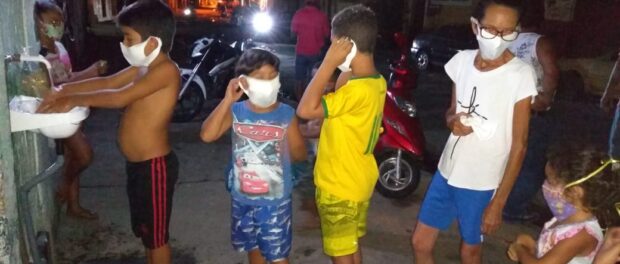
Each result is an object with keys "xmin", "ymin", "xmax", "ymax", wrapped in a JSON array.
[
  {"xmin": 547, "ymin": 142, "xmax": 620, "ymax": 227},
  {"xmin": 331, "ymin": 4, "xmax": 377, "ymax": 53},
  {"xmin": 234, "ymin": 48, "xmax": 280, "ymax": 76}
]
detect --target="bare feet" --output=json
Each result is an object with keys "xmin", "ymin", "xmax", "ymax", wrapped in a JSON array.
[{"xmin": 67, "ymin": 206, "xmax": 98, "ymax": 220}]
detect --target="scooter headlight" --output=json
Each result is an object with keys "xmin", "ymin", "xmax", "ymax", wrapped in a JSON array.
[
  {"xmin": 252, "ymin": 12, "xmax": 273, "ymax": 34},
  {"xmin": 394, "ymin": 96, "xmax": 417, "ymax": 118},
  {"xmin": 183, "ymin": 8, "xmax": 192, "ymax": 16}
]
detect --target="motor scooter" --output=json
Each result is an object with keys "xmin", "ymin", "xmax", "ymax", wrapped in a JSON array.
[
  {"xmin": 172, "ymin": 10, "xmax": 274, "ymax": 122},
  {"xmin": 374, "ymin": 32, "xmax": 426, "ymax": 198}
]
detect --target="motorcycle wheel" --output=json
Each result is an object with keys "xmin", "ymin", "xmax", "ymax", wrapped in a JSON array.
[
  {"xmin": 172, "ymin": 82, "xmax": 205, "ymax": 123},
  {"xmin": 375, "ymin": 151, "xmax": 421, "ymax": 198}
]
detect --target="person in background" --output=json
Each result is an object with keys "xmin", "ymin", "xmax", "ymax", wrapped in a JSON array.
[
  {"xmin": 291, "ymin": 0, "xmax": 329, "ymax": 100},
  {"xmin": 34, "ymin": 0, "xmax": 107, "ymax": 219},
  {"xmin": 503, "ymin": 0, "xmax": 560, "ymax": 222},
  {"xmin": 601, "ymin": 51, "xmax": 620, "ymax": 161}
]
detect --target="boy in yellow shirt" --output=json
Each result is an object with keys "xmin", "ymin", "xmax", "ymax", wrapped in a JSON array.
[{"xmin": 297, "ymin": 4, "xmax": 386, "ymax": 264}]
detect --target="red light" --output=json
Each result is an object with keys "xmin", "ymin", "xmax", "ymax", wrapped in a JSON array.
[{"xmin": 394, "ymin": 79, "xmax": 404, "ymax": 90}]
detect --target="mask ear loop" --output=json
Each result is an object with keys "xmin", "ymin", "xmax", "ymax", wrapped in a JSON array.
[
  {"xmin": 237, "ymin": 75, "xmax": 249, "ymax": 94},
  {"xmin": 564, "ymin": 159, "xmax": 620, "ymax": 189}
]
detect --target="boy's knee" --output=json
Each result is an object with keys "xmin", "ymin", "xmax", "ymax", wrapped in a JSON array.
[
  {"xmin": 460, "ymin": 244, "xmax": 482, "ymax": 261},
  {"xmin": 411, "ymin": 232, "xmax": 434, "ymax": 254}
]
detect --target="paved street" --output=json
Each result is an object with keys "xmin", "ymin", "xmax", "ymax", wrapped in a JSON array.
[{"xmin": 55, "ymin": 43, "xmax": 611, "ymax": 264}]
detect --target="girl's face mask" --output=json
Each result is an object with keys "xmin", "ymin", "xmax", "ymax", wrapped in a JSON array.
[
  {"xmin": 542, "ymin": 180, "xmax": 578, "ymax": 221},
  {"xmin": 41, "ymin": 22, "xmax": 64, "ymax": 40},
  {"xmin": 239, "ymin": 75, "xmax": 281, "ymax": 108}
]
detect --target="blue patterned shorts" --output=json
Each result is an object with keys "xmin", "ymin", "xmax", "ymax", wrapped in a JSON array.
[{"xmin": 231, "ymin": 197, "xmax": 292, "ymax": 261}]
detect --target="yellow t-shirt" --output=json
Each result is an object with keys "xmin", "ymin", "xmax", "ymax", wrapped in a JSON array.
[{"xmin": 315, "ymin": 74, "xmax": 387, "ymax": 202}]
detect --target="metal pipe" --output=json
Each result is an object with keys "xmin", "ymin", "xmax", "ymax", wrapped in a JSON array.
[{"xmin": 17, "ymin": 155, "xmax": 64, "ymax": 264}]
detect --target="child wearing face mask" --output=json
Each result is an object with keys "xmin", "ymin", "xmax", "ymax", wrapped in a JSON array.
[
  {"xmin": 33, "ymin": 0, "xmax": 107, "ymax": 220},
  {"xmin": 35, "ymin": 0, "xmax": 107, "ymax": 86},
  {"xmin": 508, "ymin": 142, "xmax": 620, "ymax": 264},
  {"xmin": 38, "ymin": 1, "xmax": 180, "ymax": 263},
  {"xmin": 297, "ymin": 5, "xmax": 386, "ymax": 263},
  {"xmin": 200, "ymin": 48, "xmax": 307, "ymax": 264}
]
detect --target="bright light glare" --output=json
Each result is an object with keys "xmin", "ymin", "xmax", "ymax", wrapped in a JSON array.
[
  {"xmin": 252, "ymin": 12, "xmax": 273, "ymax": 33},
  {"xmin": 183, "ymin": 8, "xmax": 192, "ymax": 16}
]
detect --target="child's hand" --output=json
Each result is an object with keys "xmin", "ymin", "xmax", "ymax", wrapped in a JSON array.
[
  {"xmin": 323, "ymin": 37, "xmax": 353, "ymax": 68},
  {"xmin": 37, "ymin": 94, "xmax": 76, "ymax": 113},
  {"xmin": 224, "ymin": 77, "xmax": 247, "ymax": 102},
  {"xmin": 97, "ymin": 60, "xmax": 109, "ymax": 76},
  {"xmin": 449, "ymin": 112, "xmax": 473, "ymax": 136},
  {"xmin": 515, "ymin": 234, "xmax": 537, "ymax": 253},
  {"xmin": 507, "ymin": 242, "xmax": 521, "ymax": 262}
]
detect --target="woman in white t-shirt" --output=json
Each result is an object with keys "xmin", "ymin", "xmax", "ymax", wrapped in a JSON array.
[
  {"xmin": 412, "ymin": 1, "xmax": 537, "ymax": 263},
  {"xmin": 35, "ymin": 0, "xmax": 107, "ymax": 219}
]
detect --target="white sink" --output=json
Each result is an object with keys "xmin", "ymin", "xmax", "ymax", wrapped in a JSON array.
[{"xmin": 9, "ymin": 96, "xmax": 89, "ymax": 139}]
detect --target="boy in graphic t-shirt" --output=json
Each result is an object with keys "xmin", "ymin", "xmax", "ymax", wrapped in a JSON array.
[{"xmin": 201, "ymin": 48, "xmax": 307, "ymax": 264}]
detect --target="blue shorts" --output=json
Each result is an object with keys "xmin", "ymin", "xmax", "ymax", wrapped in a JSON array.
[
  {"xmin": 418, "ymin": 171, "xmax": 494, "ymax": 245},
  {"xmin": 295, "ymin": 54, "xmax": 320, "ymax": 81},
  {"xmin": 231, "ymin": 197, "xmax": 292, "ymax": 261}
]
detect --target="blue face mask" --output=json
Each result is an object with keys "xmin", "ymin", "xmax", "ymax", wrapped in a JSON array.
[{"xmin": 43, "ymin": 23, "xmax": 64, "ymax": 40}]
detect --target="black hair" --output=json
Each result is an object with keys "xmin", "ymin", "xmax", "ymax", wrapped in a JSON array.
[
  {"xmin": 117, "ymin": 0, "xmax": 176, "ymax": 52},
  {"xmin": 235, "ymin": 48, "xmax": 280, "ymax": 76},
  {"xmin": 331, "ymin": 4, "xmax": 378, "ymax": 53},
  {"xmin": 547, "ymin": 142, "xmax": 620, "ymax": 228},
  {"xmin": 34, "ymin": 0, "xmax": 61, "ymax": 19},
  {"xmin": 472, "ymin": 0, "xmax": 523, "ymax": 23}
]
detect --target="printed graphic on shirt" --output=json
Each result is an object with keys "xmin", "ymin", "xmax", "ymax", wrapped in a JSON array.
[{"xmin": 232, "ymin": 116, "xmax": 288, "ymax": 201}]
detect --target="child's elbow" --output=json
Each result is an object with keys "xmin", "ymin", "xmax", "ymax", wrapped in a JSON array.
[
  {"xmin": 296, "ymin": 108, "xmax": 308, "ymax": 119},
  {"xmin": 200, "ymin": 135, "xmax": 215, "ymax": 143},
  {"xmin": 200, "ymin": 131, "xmax": 217, "ymax": 143},
  {"xmin": 297, "ymin": 107, "xmax": 317, "ymax": 120}
]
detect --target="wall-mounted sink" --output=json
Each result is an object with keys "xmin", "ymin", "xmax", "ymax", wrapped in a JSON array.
[{"xmin": 9, "ymin": 96, "xmax": 89, "ymax": 139}]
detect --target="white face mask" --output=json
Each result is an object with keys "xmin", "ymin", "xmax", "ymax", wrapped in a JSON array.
[
  {"xmin": 239, "ymin": 75, "xmax": 281, "ymax": 108},
  {"xmin": 471, "ymin": 17, "xmax": 513, "ymax": 60},
  {"xmin": 120, "ymin": 37, "xmax": 162, "ymax": 67},
  {"xmin": 476, "ymin": 34, "xmax": 512, "ymax": 60},
  {"xmin": 337, "ymin": 40, "xmax": 357, "ymax": 72}
]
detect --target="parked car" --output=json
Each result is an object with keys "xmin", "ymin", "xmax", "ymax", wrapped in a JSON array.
[
  {"xmin": 557, "ymin": 51, "xmax": 618, "ymax": 101},
  {"xmin": 410, "ymin": 24, "xmax": 477, "ymax": 71}
]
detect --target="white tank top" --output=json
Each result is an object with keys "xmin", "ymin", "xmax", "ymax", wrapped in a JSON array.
[{"xmin": 509, "ymin": 32, "xmax": 544, "ymax": 92}]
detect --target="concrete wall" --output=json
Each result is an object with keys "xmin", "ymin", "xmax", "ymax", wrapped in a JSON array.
[
  {"xmin": 424, "ymin": 0, "xmax": 479, "ymax": 29},
  {"xmin": 0, "ymin": 0, "xmax": 58, "ymax": 263}
]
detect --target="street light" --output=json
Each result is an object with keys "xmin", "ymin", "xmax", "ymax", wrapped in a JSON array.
[{"xmin": 252, "ymin": 12, "xmax": 273, "ymax": 34}]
